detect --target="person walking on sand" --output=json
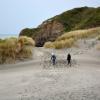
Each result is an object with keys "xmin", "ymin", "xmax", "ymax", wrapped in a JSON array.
[
  {"xmin": 51, "ymin": 53, "xmax": 56, "ymax": 65},
  {"xmin": 67, "ymin": 53, "xmax": 71, "ymax": 66}
]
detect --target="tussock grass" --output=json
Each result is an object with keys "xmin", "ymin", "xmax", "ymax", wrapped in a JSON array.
[
  {"xmin": 54, "ymin": 38, "xmax": 75, "ymax": 49},
  {"xmin": 57, "ymin": 27, "xmax": 100, "ymax": 41},
  {"xmin": 17, "ymin": 45, "xmax": 33, "ymax": 58},
  {"xmin": 0, "ymin": 36, "xmax": 35, "ymax": 64},
  {"xmin": 18, "ymin": 36, "xmax": 35, "ymax": 46},
  {"xmin": 44, "ymin": 38, "xmax": 74, "ymax": 49},
  {"xmin": 44, "ymin": 42, "xmax": 55, "ymax": 48},
  {"xmin": 44, "ymin": 27, "xmax": 100, "ymax": 49}
]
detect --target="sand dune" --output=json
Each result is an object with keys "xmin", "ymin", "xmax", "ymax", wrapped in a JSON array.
[{"xmin": 0, "ymin": 39, "xmax": 100, "ymax": 100}]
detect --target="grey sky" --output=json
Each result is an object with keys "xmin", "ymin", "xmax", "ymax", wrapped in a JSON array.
[{"xmin": 0, "ymin": 0, "xmax": 100, "ymax": 35}]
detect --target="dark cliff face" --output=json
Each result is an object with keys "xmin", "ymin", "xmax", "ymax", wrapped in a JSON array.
[
  {"xmin": 34, "ymin": 20, "xmax": 64, "ymax": 47},
  {"xmin": 19, "ymin": 7, "xmax": 100, "ymax": 47}
]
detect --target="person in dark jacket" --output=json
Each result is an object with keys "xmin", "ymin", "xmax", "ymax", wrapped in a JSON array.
[
  {"xmin": 67, "ymin": 53, "xmax": 71, "ymax": 66},
  {"xmin": 51, "ymin": 53, "xmax": 56, "ymax": 65}
]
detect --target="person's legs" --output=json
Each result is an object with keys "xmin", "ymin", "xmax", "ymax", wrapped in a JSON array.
[
  {"xmin": 68, "ymin": 60, "xmax": 71, "ymax": 67},
  {"xmin": 67, "ymin": 60, "xmax": 69, "ymax": 65},
  {"xmin": 52, "ymin": 59, "xmax": 55, "ymax": 65},
  {"xmin": 69, "ymin": 60, "xmax": 71, "ymax": 67}
]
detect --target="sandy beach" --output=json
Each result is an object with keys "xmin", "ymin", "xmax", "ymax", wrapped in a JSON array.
[{"xmin": 0, "ymin": 39, "xmax": 100, "ymax": 100}]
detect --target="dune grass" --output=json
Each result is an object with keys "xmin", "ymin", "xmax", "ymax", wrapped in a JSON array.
[
  {"xmin": 44, "ymin": 42, "xmax": 55, "ymax": 48},
  {"xmin": 0, "ymin": 38, "xmax": 18, "ymax": 64},
  {"xmin": 57, "ymin": 27, "xmax": 100, "ymax": 41},
  {"xmin": 44, "ymin": 27, "xmax": 100, "ymax": 49},
  {"xmin": 0, "ymin": 36, "xmax": 35, "ymax": 64},
  {"xmin": 18, "ymin": 36, "xmax": 35, "ymax": 46},
  {"xmin": 53, "ymin": 38, "xmax": 75, "ymax": 49},
  {"xmin": 44, "ymin": 38, "xmax": 75, "ymax": 49}
]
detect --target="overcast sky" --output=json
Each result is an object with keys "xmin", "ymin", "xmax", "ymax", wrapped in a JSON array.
[{"xmin": 0, "ymin": 0, "xmax": 100, "ymax": 35}]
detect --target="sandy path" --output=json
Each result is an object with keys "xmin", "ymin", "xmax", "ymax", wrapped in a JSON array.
[{"xmin": 0, "ymin": 39, "xmax": 100, "ymax": 100}]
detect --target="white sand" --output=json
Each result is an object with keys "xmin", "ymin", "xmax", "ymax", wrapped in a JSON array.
[{"xmin": 0, "ymin": 39, "xmax": 100, "ymax": 100}]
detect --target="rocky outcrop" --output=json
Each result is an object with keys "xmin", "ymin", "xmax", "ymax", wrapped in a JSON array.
[{"xmin": 35, "ymin": 20, "xmax": 64, "ymax": 46}]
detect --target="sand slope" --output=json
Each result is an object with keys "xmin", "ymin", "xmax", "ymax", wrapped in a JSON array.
[{"xmin": 0, "ymin": 39, "xmax": 100, "ymax": 100}]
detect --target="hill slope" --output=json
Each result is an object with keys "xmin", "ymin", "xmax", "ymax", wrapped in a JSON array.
[{"xmin": 19, "ymin": 7, "xmax": 100, "ymax": 47}]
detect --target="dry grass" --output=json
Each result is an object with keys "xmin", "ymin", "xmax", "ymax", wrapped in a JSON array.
[
  {"xmin": 0, "ymin": 36, "xmax": 35, "ymax": 64},
  {"xmin": 0, "ymin": 42, "xmax": 17, "ymax": 64},
  {"xmin": 57, "ymin": 27, "xmax": 100, "ymax": 41},
  {"xmin": 18, "ymin": 36, "xmax": 35, "ymax": 46},
  {"xmin": 44, "ymin": 27, "xmax": 100, "ymax": 49},
  {"xmin": 44, "ymin": 42, "xmax": 55, "ymax": 48},
  {"xmin": 17, "ymin": 45, "xmax": 33, "ymax": 58},
  {"xmin": 54, "ymin": 38, "xmax": 75, "ymax": 49},
  {"xmin": 44, "ymin": 38, "xmax": 74, "ymax": 49}
]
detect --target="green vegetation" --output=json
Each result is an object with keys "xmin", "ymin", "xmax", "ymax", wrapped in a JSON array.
[
  {"xmin": 44, "ymin": 27, "xmax": 100, "ymax": 49},
  {"xmin": 20, "ymin": 28, "xmax": 40, "ymax": 39},
  {"xmin": 0, "ymin": 36, "xmax": 35, "ymax": 64},
  {"xmin": 55, "ymin": 7, "xmax": 100, "ymax": 31}
]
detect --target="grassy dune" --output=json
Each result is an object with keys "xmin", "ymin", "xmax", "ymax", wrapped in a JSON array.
[
  {"xmin": 0, "ymin": 36, "xmax": 35, "ymax": 64},
  {"xmin": 44, "ymin": 27, "xmax": 100, "ymax": 49}
]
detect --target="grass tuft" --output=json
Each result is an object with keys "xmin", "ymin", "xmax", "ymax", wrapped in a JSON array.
[
  {"xmin": 57, "ymin": 27, "xmax": 100, "ymax": 41},
  {"xmin": 44, "ymin": 41, "xmax": 55, "ymax": 48},
  {"xmin": 0, "ymin": 36, "xmax": 35, "ymax": 64}
]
